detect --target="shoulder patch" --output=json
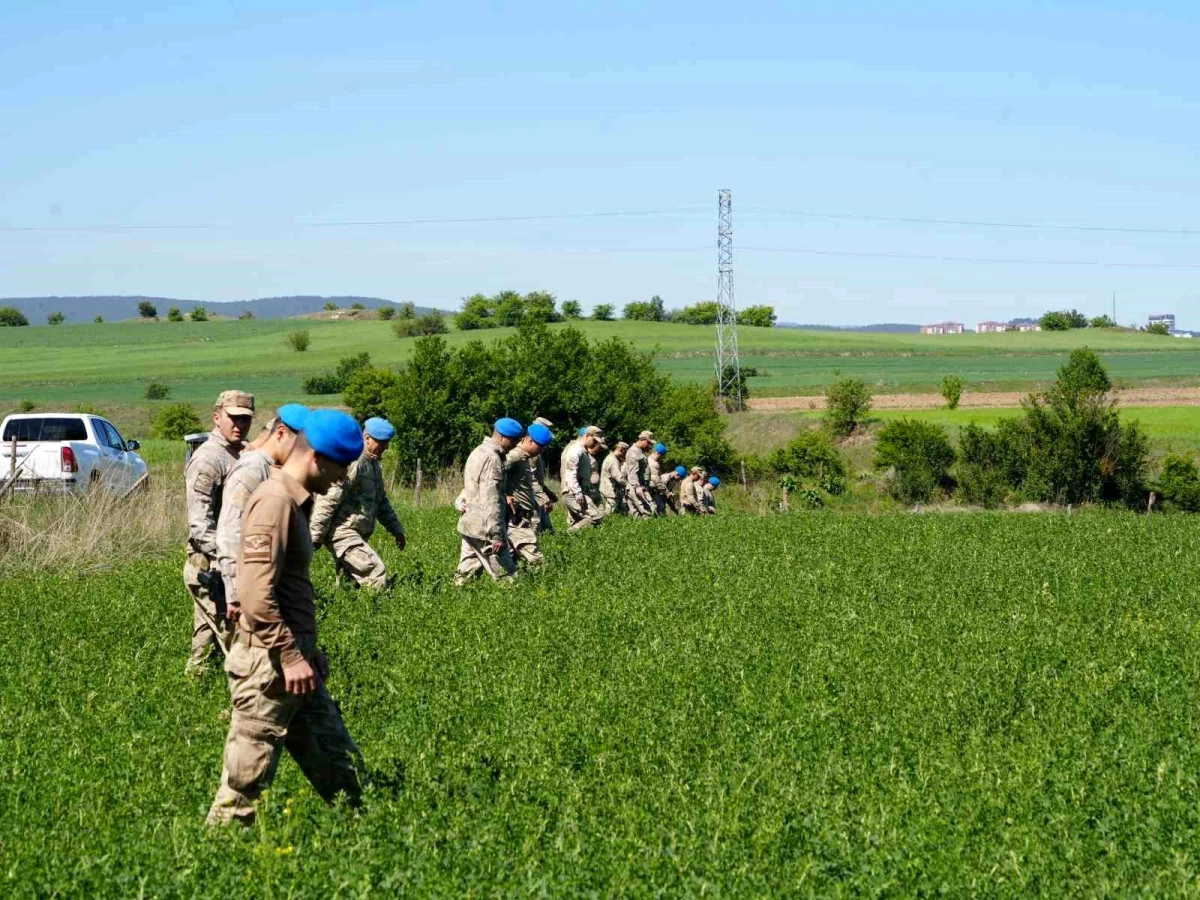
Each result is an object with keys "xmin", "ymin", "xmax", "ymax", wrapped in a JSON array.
[
  {"xmin": 243, "ymin": 532, "xmax": 273, "ymax": 563},
  {"xmin": 192, "ymin": 473, "xmax": 214, "ymax": 497}
]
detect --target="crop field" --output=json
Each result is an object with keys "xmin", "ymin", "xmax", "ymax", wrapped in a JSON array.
[
  {"xmin": 4, "ymin": 509, "xmax": 1200, "ymax": 895},
  {"xmin": 4, "ymin": 320, "xmax": 1200, "ymax": 432}
]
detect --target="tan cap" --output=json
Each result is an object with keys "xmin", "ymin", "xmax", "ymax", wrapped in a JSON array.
[
  {"xmin": 534, "ymin": 416, "xmax": 553, "ymax": 427},
  {"xmin": 615, "ymin": 441, "xmax": 629, "ymax": 451},
  {"xmin": 691, "ymin": 466, "xmax": 704, "ymax": 475},
  {"xmin": 585, "ymin": 425, "xmax": 604, "ymax": 437},
  {"xmin": 638, "ymin": 430, "xmax": 655, "ymax": 441},
  {"xmin": 214, "ymin": 390, "xmax": 255, "ymax": 416}
]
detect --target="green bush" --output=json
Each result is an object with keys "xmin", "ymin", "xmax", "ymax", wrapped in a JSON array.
[
  {"xmin": 957, "ymin": 420, "xmax": 1027, "ymax": 507},
  {"xmin": 19, "ymin": 400, "xmax": 36, "ymax": 412},
  {"xmin": 1090, "ymin": 315, "xmax": 1116, "ymax": 328},
  {"xmin": 72, "ymin": 402, "xmax": 107, "ymax": 416},
  {"xmin": 238, "ymin": 310, "xmax": 255, "ymax": 321},
  {"xmin": 137, "ymin": 300, "xmax": 158, "ymax": 318},
  {"xmin": 377, "ymin": 305, "xmax": 396, "ymax": 321},
  {"xmin": 303, "ymin": 352, "xmax": 372, "ymax": 395},
  {"xmin": 47, "ymin": 312, "xmax": 65, "ymax": 326},
  {"xmin": 323, "ymin": 301, "xmax": 338, "ymax": 312},
  {"xmin": 144, "ymin": 382, "xmax": 170, "ymax": 400},
  {"xmin": 592, "ymin": 303, "xmax": 614, "ymax": 321},
  {"xmin": 561, "ymin": 300, "xmax": 582, "ymax": 319},
  {"xmin": 301, "ymin": 374, "xmax": 342, "ymax": 395},
  {"xmin": 151, "ymin": 403, "xmax": 204, "ymax": 439},
  {"xmin": 454, "ymin": 290, "xmax": 560, "ymax": 330},
  {"xmin": 189, "ymin": 306, "xmax": 208, "ymax": 322},
  {"xmin": 874, "ymin": 419, "xmax": 956, "ymax": 503},
  {"xmin": 1156, "ymin": 454, "xmax": 1200, "ymax": 512},
  {"xmin": 166, "ymin": 307, "xmax": 184, "ymax": 322},
  {"xmin": 623, "ymin": 296, "xmax": 665, "ymax": 322},
  {"xmin": 737, "ymin": 305, "xmax": 777, "ymax": 327},
  {"xmin": 285, "ymin": 330, "xmax": 311, "ymax": 352},
  {"xmin": 679, "ymin": 301, "xmax": 720, "ymax": 325},
  {"xmin": 769, "ymin": 429, "xmax": 848, "ymax": 488},
  {"xmin": 0, "ymin": 307, "xmax": 29, "ymax": 327},
  {"xmin": 1145, "ymin": 322, "xmax": 1170, "ymax": 336},
  {"xmin": 349, "ymin": 302, "xmax": 366, "ymax": 311},
  {"xmin": 93, "ymin": 316, "xmax": 104, "ymax": 324},
  {"xmin": 824, "ymin": 378, "xmax": 872, "ymax": 437},
  {"xmin": 397, "ymin": 301, "xmax": 416, "ymax": 319},
  {"xmin": 941, "ymin": 375, "xmax": 963, "ymax": 410},
  {"xmin": 394, "ymin": 312, "xmax": 448, "ymax": 338}
]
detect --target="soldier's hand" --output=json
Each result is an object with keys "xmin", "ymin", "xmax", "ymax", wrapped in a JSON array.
[
  {"xmin": 395, "ymin": 533, "xmax": 406, "ymax": 551},
  {"xmin": 226, "ymin": 601, "xmax": 241, "ymax": 624},
  {"xmin": 283, "ymin": 658, "xmax": 318, "ymax": 696},
  {"xmin": 490, "ymin": 539, "xmax": 504, "ymax": 554},
  {"xmin": 313, "ymin": 650, "xmax": 330, "ymax": 682}
]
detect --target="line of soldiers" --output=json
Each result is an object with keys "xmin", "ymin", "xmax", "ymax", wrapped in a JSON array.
[
  {"xmin": 452, "ymin": 417, "xmax": 720, "ymax": 585},
  {"xmin": 183, "ymin": 392, "xmax": 722, "ymax": 824}
]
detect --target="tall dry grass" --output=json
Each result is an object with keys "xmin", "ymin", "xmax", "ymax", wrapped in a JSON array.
[{"xmin": 0, "ymin": 478, "xmax": 184, "ymax": 575}]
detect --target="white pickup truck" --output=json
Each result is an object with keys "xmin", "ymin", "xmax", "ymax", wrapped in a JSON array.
[{"xmin": 0, "ymin": 413, "xmax": 148, "ymax": 494}]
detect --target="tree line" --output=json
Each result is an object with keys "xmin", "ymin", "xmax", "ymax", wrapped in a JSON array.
[{"xmin": 452, "ymin": 291, "xmax": 776, "ymax": 331}]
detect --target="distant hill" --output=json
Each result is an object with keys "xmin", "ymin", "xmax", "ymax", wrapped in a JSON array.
[
  {"xmin": 778, "ymin": 322, "xmax": 921, "ymax": 333},
  {"xmin": 0, "ymin": 295, "xmax": 446, "ymax": 324}
]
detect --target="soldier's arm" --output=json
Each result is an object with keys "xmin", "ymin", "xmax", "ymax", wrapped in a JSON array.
[
  {"xmin": 376, "ymin": 481, "xmax": 405, "ymax": 539},
  {"xmin": 215, "ymin": 472, "xmax": 255, "ymax": 605},
  {"xmin": 185, "ymin": 461, "xmax": 220, "ymax": 556},
  {"xmin": 239, "ymin": 494, "xmax": 303, "ymax": 668},
  {"xmin": 308, "ymin": 481, "xmax": 343, "ymax": 544},
  {"xmin": 562, "ymin": 448, "xmax": 584, "ymax": 498}
]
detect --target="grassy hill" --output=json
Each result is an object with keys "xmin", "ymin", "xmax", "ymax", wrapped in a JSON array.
[{"xmin": 2, "ymin": 318, "xmax": 1198, "ymax": 435}]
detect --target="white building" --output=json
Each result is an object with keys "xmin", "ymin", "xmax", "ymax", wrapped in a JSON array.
[{"xmin": 1149, "ymin": 313, "xmax": 1176, "ymax": 333}]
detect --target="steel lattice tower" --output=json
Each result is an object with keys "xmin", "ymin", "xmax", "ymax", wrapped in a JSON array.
[{"xmin": 715, "ymin": 189, "xmax": 743, "ymax": 411}]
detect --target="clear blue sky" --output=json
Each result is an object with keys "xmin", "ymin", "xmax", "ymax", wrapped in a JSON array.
[{"xmin": 2, "ymin": 1, "xmax": 1197, "ymax": 326}]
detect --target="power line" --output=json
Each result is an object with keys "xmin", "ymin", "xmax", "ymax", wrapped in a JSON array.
[
  {"xmin": 741, "ymin": 207, "xmax": 1198, "ymax": 237},
  {"xmin": 739, "ymin": 245, "xmax": 1200, "ymax": 270},
  {"xmin": 0, "ymin": 207, "xmax": 706, "ymax": 234}
]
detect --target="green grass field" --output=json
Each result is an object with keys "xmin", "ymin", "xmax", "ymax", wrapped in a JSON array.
[
  {"xmin": 4, "ymin": 510, "xmax": 1200, "ymax": 895},
  {"xmin": 3, "ymin": 320, "xmax": 1199, "ymax": 429}
]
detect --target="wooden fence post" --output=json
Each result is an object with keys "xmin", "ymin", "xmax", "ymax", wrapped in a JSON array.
[{"xmin": 414, "ymin": 458, "xmax": 423, "ymax": 507}]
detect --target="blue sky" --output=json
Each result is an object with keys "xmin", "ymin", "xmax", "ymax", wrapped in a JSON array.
[{"xmin": 1, "ymin": 1, "xmax": 1197, "ymax": 326}]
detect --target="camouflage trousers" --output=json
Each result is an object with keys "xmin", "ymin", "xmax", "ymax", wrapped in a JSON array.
[
  {"xmin": 563, "ymin": 493, "xmax": 606, "ymax": 531},
  {"xmin": 327, "ymin": 532, "xmax": 388, "ymax": 590},
  {"xmin": 601, "ymin": 490, "xmax": 625, "ymax": 516},
  {"xmin": 454, "ymin": 535, "xmax": 516, "ymax": 586},
  {"xmin": 507, "ymin": 515, "xmax": 543, "ymax": 567},
  {"xmin": 624, "ymin": 486, "xmax": 654, "ymax": 519},
  {"xmin": 184, "ymin": 550, "xmax": 229, "ymax": 671},
  {"xmin": 207, "ymin": 632, "xmax": 363, "ymax": 826}
]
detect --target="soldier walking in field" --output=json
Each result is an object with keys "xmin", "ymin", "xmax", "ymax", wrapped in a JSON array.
[
  {"xmin": 646, "ymin": 442, "xmax": 669, "ymax": 516},
  {"xmin": 216, "ymin": 404, "xmax": 309, "ymax": 622},
  {"xmin": 455, "ymin": 418, "xmax": 523, "ymax": 585},
  {"xmin": 206, "ymin": 409, "xmax": 366, "ymax": 827},
  {"xmin": 560, "ymin": 425, "xmax": 607, "ymax": 531},
  {"xmin": 530, "ymin": 416, "xmax": 558, "ymax": 533},
  {"xmin": 184, "ymin": 390, "xmax": 255, "ymax": 676},
  {"xmin": 600, "ymin": 441, "xmax": 628, "ymax": 515},
  {"xmin": 622, "ymin": 431, "xmax": 655, "ymax": 519},
  {"xmin": 505, "ymin": 421, "xmax": 554, "ymax": 568},
  {"xmin": 680, "ymin": 466, "xmax": 706, "ymax": 515},
  {"xmin": 703, "ymin": 476, "xmax": 721, "ymax": 513},
  {"xmin": 309, "ymin": 418, "xmax": 406, "ymax": 590}
]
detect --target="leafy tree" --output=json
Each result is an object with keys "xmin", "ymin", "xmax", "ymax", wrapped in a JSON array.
[
  {"xmin": 323, "ymin": 302, "xmax": 338, "ymax": 312},
  {"xmin": 455, "ymin": 293, "xmax": 494, "ymax": 331},
  {"xmin": 167, "ymin": 307, "xmax": 184, "ymax": 322},
  {"xmin": 397, "ymin": 301, "xmax": 416, "ymax": 319},
  {"xmin": 377, "ymin": 305, "xmax": 396, "ymax": 321},
  {"xmin": 0, "ymin": 307, "xmax": 29, "ymax": 327},
  {"xmin": 493, "ymin": 290, "xmax": 527, "ymax": 327},
  {"xmin": 623, "ymin": 295, "xmax": 665, "ymax": 322},
  {"xmin": 941, "ymin": 375, "xmax": 963, "ymax": 410},
  {"xmin": 824, "ymin": 378, "xmax": 872, "ymax": 437},
  {"xmin": 875, "ymin": 419, "xmax": 956, "ymax": 503},
  {"xmin": 737, "ymin": 305, "xmax": 777, "ymax": 327},
  {"xmin": 151, "ymin": 403, "xmax": 204, "ymax": 439},
  {"xmin": 561, "ymin": 300, "xmax": 582, "ymax": 319},
  {"xmin": 715, "ymin": 364, "xmax": 750, "ymax": 405},
  {"xmin": 1090, "ymin": 315, "xmax": 1116, "ymax": 328},
  {"xmin": 1039, "ymin": 311, "xmax": 1072, "ymax": 331},
  {"xmin": 238, "ymin": 310, "xmax": 255, "ymax": 321},
  {"xmin": 93, "ymin": 316, "xmax": 104, "ymax": 324},
  {"xmin": 189, "ymin": 306, "xmax": 208, "ymax": 322},
  {"xmin": 350, "ymin": 302, "xmax": 366, "ymax": 311},
  {"xmin": 285, "ymin": 330, "xmax": 310, "ymax": 352},
  {"xmin": 137, "ymin": 301, "xmax": 158, "ymax": 318},
  {"xmin": 523, "ymin": 290, "xmax": 560, "ymax": 324},
  {"xmin": 47, "ymin": 312, "xmax": 65, "ymax": 325},
  {"xmin": 592, "ymin": 303, "xmax": 614, "ymax": 321},
  {"xmin": 1156, "ymin": 454, "xmax": 1200, "ymax": 512},
  {"xmin": 1145, "ymin": 322, "xmax": 1171, "ymax": 336},
  {"xmin": 679, "ymin": 301, "xmax": 720, "ymax": 325},
  {"xmin": 395, "ymin": 312, "xmax": 448, "ymax": 337}
]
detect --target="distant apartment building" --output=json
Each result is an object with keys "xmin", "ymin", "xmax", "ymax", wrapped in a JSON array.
[
  {"xmin": 920, "ymin": 321, "xmax": 964, "ymax": 335},
  {"xmin": 973, "ymin": 318, "xmax": 1041, "ymax": 333},
  {"xmin": 976, "ymin": 321, "xmax": 1007, "ymax": 334},
  {"xmin": 1149, "ymin": 313, "xmax": 1176, "ymax": 333}
]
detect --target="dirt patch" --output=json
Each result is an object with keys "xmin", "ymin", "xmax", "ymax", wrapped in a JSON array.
[{"xmin": 749, "ymin": 386, "xmax": 1200, "ymax": 411}]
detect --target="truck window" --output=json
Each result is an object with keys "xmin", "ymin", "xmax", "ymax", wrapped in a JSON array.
[
  {"xmin": 98, "ymin": 420, "xmax": 126, "ymax": 452},
  {"xmin": 1, "ymin": 417, "xmax": 88, "ymax": 442}
]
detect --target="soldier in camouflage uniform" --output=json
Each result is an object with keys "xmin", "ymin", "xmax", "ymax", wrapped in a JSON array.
[
  {"xmin": 184, "ymin": 390, "xmax": 255, "ymax": 676},
  {"xmin": 600, "ymin": 441, "xmax": 628, "ymax": 515},
  {"xmin": 560, "ymin": 425, "xmax": 606, "ymax": 531},
  {"xmin": 206, "ymin": 409, "xmax": 365, "ymax": 827},
  {"xmin": 646, "ymin": 442, "xmax": 669, "ymax": 516},
  {"xmin": 680, "ymin": 466, "xmax": 705, "ymax": 515},
  {"xmin": 622, "ymin": 431, "xmax": 655, "ymax": 519},
  {"xmin": 703, "ymin": 476, "xmax": 720, "ymax": 513},
  {"xmin": 455, "ymin": 418, "xmax": 523, "ymax": 586},
  {"xmin": 530, "ymin": 416, "xmax": 558, "ymax": 533},
  {"xmin": 216, "ymin": 405, "xmax": 308, "ymax": 622},
  {"xmin": 309, "ymin": 418, "xmax": 405, "ymax": 590},
  {"xmin": 504, "ymin": 422, "xmax": 554, "ymax": 567}
]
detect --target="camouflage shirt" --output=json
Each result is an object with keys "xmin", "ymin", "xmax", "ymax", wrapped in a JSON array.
[
  {"xmin": 216, "ymin": 448, "xmax": 274, "ymax": 606},
  {"xmin": 309, "ymin": 451, "xmax": 404, "ymax": 546},
  {"xmin": 185, "ymin": 429, "xmax": 241, "ymax": 559}
]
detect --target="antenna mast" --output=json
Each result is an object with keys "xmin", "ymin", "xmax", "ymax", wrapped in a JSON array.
[{"xmin": 715, "ymin": 189, "xmax": 743, "ymax": 411}]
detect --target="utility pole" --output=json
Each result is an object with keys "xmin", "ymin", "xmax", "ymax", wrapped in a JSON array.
[{"xmin": 715, "ymin": 189, "xmax": 743, "ymax": 411}]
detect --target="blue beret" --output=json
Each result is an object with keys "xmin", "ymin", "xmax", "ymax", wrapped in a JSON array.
[
  {"xmin": 528, "ymin": 422, "xmax": 553, "ymax": 446},
  {"xmin": 304, "ymin": 409, "xmax": 364, "ymax": 465},
  {"xmin": 495, "ymin": 417, "xmax": 524, "ymax": 439},
  {"xmin": 709, "ymin": 476, "xmax": 720, "ymax": 487},
  {"xmin": 578, "ymin": 426, "xmax": 588, "ymax": 437},
  {"xmin": 276, "ymin": 404, "xmax": 309, "ymax": 431},
  {"xmin": 654, "ymin": 443, "xmax": 667, "ymax": 455},
  {"xmin": 364, "ymin": 417, "xmax": 396, "ymax": 441},
  {"xmin": 675, "ymin": 465, "xmax": 687, "ymax": 477}
]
